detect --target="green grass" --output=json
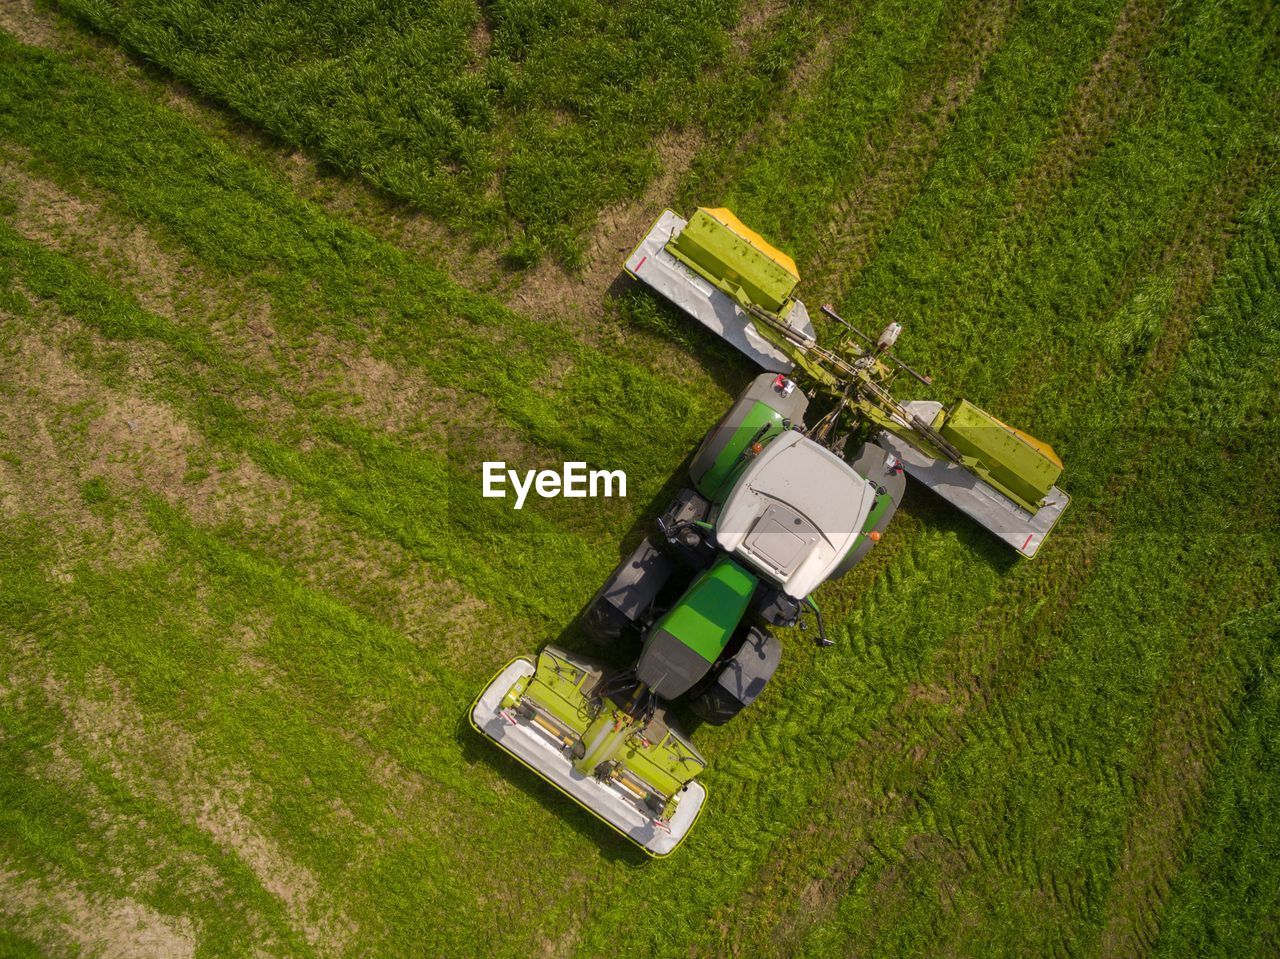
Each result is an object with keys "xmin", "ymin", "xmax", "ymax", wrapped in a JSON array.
[
  {"xmin": 0, "ymin": 0, "xmax": 1277, "ymax": 956},
  {"xmin": 49, "ymin": 0, "xmax": 840, "ymax": 263},
  {"xmin": 1153, "ymin": 605, "xmax": 1280, "ymax": 959}
]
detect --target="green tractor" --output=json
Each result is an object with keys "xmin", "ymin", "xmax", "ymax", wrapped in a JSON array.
[{"xmin": 470, "ymin": 208, "xmax": 1070, "ymax": 856}]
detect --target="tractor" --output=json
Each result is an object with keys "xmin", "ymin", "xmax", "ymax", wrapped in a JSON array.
[{"xmin": 470, "ymin": 207, "xmax": 1069, "ymax": 855}]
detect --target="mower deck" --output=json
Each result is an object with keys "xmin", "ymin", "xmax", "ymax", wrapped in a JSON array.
[
  {"xmin": 874, "ymin": 401, "xmax": 1070, "ymax": 558},
  {"xmin": 470, "ymin": 657, "xmax": 707, "ymax": 857},
  {"xmin": 624, "ymin": 210, "xmax": 815, "ymax": 372}
]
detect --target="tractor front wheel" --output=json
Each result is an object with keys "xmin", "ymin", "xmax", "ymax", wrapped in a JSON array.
[{"xmin": 689, "ymin": 626, "xmax": 781, "ymax": 724}]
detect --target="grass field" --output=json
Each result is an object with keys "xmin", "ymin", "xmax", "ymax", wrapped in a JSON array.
[{"xmin": 0, "ymin": 0, "xmax": 1277, "ymax": 956}]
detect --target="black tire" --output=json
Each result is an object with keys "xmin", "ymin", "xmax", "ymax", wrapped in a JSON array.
[
  {"xmin": 689, "ymin": 626, "xmax": 781, "ymax": 725},
  {"xmin": 689, "ymin": 683, "xmax": 744, "ymax": 725}
]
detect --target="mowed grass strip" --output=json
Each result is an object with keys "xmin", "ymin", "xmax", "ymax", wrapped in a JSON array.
[
  {"xmin": 0, "ymin": 223, "xmax": 632, "ymax": 626},
  {"xmin": 791, "ymin": 181, "xmax": 1280, "ymax": 959},
  {"xmin": 0, "ymin": 502, "xmax": 621, "ymax": 957},
  {"xmin": 0, "ymin": 658, "xmax": 315, "ymax": 958},
  {"xmin": 0, "ymin": 313, "xmax": 643, "ymax": 954}
]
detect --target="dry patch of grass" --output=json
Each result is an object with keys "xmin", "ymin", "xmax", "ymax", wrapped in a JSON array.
[{"xmin": 0, "ymin": 865, "xmax": 197, "ymax": 959}]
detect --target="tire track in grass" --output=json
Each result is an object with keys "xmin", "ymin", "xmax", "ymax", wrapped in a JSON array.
[
  {"xmin": 700, "ymin": 526, "xmax": 1109, "ymax": 958},
  {"xmin": 803, "ymin": 0, "xmax": 1020, "ymax": 298},
  {"xmin": 799, "ymin": 538, "xmax": 1276, "ymax": 959},
  {"xmin": 793, "ymin": 175, "xmax": 1274, "ymax": 952},
  {"xmin": 715, "ymin": 0, "xmax": 963, "ymax": 255},
  {"xmin": 1093, "ymin": 605, "xmax": 1271, "ymax": 958},
  {"xmin": 793, "ymin": 215, "xmax": 1274, "ymax": 942},
  {"xmin": 1089, "ymin": 189, "xmax": 1280, "ymax": 957},
  {"xmin": 1148, "ymin": 604, "xmax": 1280, "ymax": 959},
  {"xmin": 828, "ymin": 0, "xmax": 1129, "ymax": 378},
  {"xmin": 697, "ymin": 147, "xmax": 1250, "ymax": 933},
  {"xmin": 787, "ymin": 151, "xmax": 1274, "ymax": 959},
  {"xmin": 1010, "ymin": 0, "xmax": 1169, "ymax": 217}
]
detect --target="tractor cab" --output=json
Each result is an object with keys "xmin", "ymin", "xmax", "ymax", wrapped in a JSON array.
[{"xmin": 714, "ymin": 431, "xmax": 876, "ymax": 599}]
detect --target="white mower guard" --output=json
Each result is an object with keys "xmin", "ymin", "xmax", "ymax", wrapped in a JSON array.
[
  {"xmin": 875, "ymin": 401, "xmax": 1070, "ymax": 559},
  {"xmin": 470, "ymin": 658, "xmax": 707, "ymax": 857},
  {"xmin": 624, "ymin": 210, "xmax": 815, "ymax": 372}
]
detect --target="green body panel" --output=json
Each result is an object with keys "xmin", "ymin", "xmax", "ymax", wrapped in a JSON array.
[
  {"xmin": 509, "ymin": 649, "xmax": 706, "ymax": 797},
  {"xmin": 843, "ymin": 487, "xmax": 894, "ymax": 558},
  {"xmin": 936, "ymin": 400, "xmax": 1062, "ymax": 508},
  {"xmin": 651, "ymin": 557, "xmax": 758, "ymax": 663},
  {"xmin": 666, "ymin": 209, "xmax": 798, "ymax": 313},
  {"xmin": 695, "ymin": 401, "xmax": 786, "ymax": 502},
  {"xmin": 503, "ymin": 650, "xmax": 594, "ymax": 735},
  {"xmin": 863, "ymin": 489, "xmax": 894, "ymax": 533}
]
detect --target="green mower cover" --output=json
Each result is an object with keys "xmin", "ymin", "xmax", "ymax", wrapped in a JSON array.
[
  {"xmin": 470, "ymin": 648, "xmax": 708, "ymax": 856},
  {"xmin": 666, "ymin": 208, "xmax": 800, "ymax": 314}
]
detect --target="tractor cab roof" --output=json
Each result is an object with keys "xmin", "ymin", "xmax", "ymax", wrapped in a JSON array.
[{"xmin": 716, "ymin": 431, "xmax": 875, "ymax": 598}]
